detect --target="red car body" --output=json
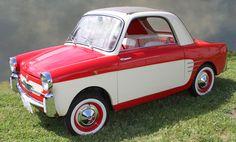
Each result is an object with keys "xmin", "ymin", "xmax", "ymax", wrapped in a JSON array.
[
  {"xmin": 9, "ymin": 7, "xmax": 227, "ymax": 135},
  {"xmin": 15, "ymin": 39, "xmax": 227, "ymax": 110}
]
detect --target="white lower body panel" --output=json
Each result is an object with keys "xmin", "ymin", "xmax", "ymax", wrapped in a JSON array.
[
  {"xmin": 53, "ymin": 59, "xmax": 193, "ymax": 116},
  {"xmin": 53, "ymin": 72, "xmax": 118, "ymax": 116},
  {"xmin": 117, "ymin": 59, "xmax": 193, "ymax": 103}
]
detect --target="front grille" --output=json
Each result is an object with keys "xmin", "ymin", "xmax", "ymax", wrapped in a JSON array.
[
  {"xmin": 19, "ymin": 74, "xmax": 42, "ymax": 96},
  {"xmin": 21, "ymin": 80, "xmax": 33, "ymax": 92}
]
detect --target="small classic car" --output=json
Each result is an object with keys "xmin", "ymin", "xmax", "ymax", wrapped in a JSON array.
[{"xmin": 9, "ymin": 7, "xmax": 227, "ymax": 135}]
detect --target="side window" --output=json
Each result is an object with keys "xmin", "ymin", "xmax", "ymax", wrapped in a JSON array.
[
  {"xmin": 147, "ymin": 17, "xmax": 172, "ymax": 33},
  {"xmin": 122, "ymin": 17, "xmax": 176, "ymax": 50}
]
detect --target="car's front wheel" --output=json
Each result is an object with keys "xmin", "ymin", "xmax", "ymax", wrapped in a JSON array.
[
  {"xmin": 190, "ymin": 64, "xmax": 215, "ymax": 96},
  {"xmin": 65, "ymin": 93, "xmax": 109, "ymax": 135}
]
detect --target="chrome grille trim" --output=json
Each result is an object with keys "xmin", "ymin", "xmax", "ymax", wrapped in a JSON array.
[{"xmin": 20, "ymin": 74, "xmax": 43, "ymax": 96}]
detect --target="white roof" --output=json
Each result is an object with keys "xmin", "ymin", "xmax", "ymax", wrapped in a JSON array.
[
  {"xmin": 88, "ymin": 7, "xmax": 158, "ymax": 14},
  {"xmin": 85, "ymin": 7, "xmax": 193, "ymax": 50},
  {"xmin": 85, "ymin": 7, "xmax": 165, "ymax": 18}
]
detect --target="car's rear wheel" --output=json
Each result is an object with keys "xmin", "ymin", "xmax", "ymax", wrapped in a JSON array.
[
  {"xmin": 190, "ymin": 64, "xmax": 215, "ymax": 96},
  {"xmin": 65, "ymin": 92, "xmax": 109, "ymax": 135}
]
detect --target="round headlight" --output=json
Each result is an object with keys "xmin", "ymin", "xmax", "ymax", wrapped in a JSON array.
[
  {"xmin": 9, "ymin": 57, "xmax": 17, "ymax": 73},
  {"xmin": 40, "ymin": 72, "xmax": 53, "ymax": 91}
]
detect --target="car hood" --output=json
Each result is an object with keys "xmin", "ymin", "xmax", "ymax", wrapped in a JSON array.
[{"xmin": 21, "ymin": 44, "xmax": 104, "ymax": 78}]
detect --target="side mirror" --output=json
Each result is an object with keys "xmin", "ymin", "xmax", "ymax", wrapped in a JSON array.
[{"xmin": 122, "ymin": 38, "xmax": 136, "ymax": 50}]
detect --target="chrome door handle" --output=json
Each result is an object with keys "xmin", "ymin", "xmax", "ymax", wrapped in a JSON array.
[{"xmin": 120, "ymin": 57, "xmax": 132, "ymax": 61}]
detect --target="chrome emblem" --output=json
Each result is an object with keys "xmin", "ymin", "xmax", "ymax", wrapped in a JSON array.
[{"xmin": 22, "ymin": 80, "xmax": 32, "ymax": 92}]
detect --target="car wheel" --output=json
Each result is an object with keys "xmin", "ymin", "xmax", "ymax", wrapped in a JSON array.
[
  {"xmin": 190, "ymin": 64, "xmax": 215, "ymax": 96},
  {"xmin": 65, "ymin": 92, "xmax": 109, "ymax": 135}
]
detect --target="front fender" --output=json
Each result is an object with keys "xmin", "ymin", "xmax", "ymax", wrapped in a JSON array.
[{"xmin": 52, "ymin": 72, "xmax": 117, "ymax": 116}]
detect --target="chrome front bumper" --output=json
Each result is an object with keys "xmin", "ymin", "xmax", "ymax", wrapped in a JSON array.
[{"xmin": 10, "ymin": 73, "xmax": 57, "ymax": 117}]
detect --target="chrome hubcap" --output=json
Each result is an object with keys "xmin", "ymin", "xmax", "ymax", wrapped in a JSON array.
[
  {"xmin": 197, "ymin": 71, "xmax": 209, "ymax": 89},
  {"xmin": 77, "ymin": 104, "xmax": 98, "ymax": 127}
]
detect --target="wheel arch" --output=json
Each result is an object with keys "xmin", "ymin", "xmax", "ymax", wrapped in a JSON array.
[
  {"xmin": 70, "ymin": 86, "xmax": 113, "ymax": 111},
  {"xmin": 187, "ymin": 61, "xmax": 217, "ymax": 90},
  {"xmin": 200, "ymin": 61, "xmax": 217, "ymax": 75}
]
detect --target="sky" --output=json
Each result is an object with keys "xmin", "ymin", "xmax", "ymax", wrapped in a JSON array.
[{"xmin": 0, "ymin": 0, "xmax": 235, "ymax": 81}]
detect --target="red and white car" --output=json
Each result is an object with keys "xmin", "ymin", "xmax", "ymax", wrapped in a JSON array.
[{"xmin": 9, "ymin": 7, "xmax": 227, "ymax": 135}]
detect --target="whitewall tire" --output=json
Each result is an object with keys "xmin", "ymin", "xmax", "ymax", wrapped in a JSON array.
[
  {"xmin": 190, "ymin": 65, "xmax": 215, "ymax": 96},
  {"xmin": 65, "ymin": 93, "xmax": 109, "ymax": 135}
]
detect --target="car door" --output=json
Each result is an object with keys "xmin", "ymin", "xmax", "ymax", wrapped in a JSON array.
[{"xmin": 117, "ymin": 16, "xmax": 186, "ymax": 103}]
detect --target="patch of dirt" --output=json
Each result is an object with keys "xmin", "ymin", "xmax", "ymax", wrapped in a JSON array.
[
  {"xmin": 220, "ymin": 133, "xmax": 229, "ymax": 142},
  {"xmin": 228, "ymin": 108, "xmax": 236, "ymax": 119}
]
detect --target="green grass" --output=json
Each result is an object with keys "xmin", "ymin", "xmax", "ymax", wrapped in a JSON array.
[{"xmin": 1, "ymin": 56, "xmax": 236, "ymax": 142}]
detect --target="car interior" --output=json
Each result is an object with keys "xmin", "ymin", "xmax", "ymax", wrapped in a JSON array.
[{"xmin": 122, "ymin": 17, "xmax": 177, "ymax": 50}]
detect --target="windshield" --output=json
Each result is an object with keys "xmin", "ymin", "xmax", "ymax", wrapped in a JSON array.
[{"xmin": 67, "ymin": 15, "xmax": 123, "ymax": 52}]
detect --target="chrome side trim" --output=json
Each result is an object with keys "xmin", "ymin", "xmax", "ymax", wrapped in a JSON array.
[
  {"xmin": 120, "ymin": 57, "xmax": 132, "ymax": 61},
  {"xmin": 187, "ymin": 62, "xmax": 194, "ymax": 65},
  {"xmin": 187, "ymin": 66, "xmax": 193, "ymax": 68},
  {"xmin": 186, "ymin": 60, "xmax": 194, "ymax": 73}
]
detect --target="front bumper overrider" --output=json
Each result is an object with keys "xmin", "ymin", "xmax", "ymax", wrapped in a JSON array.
[{"xmin": 10, "ymin": 73, "xmax": 57, "ymax": 117}]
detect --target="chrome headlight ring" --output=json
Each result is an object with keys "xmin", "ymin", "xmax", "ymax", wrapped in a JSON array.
[
  {"xmin": 40, "ymin": 72, "xmax": 53, "ymax": 91},
  {"xmin": 9, "ymin": 57, "xmax": 17, "ymax": 73}
]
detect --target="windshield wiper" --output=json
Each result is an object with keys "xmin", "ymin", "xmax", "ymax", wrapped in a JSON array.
[
  {"xmin": 69, "ymin": 36, "xmax": 75, "ymax": 45},
  {"xmin": 87, "ymin": 39, "xmax": 95, "ymax": 50},
  {"xmin": 68, "ymin": 28, "xmax": 79, "ymax": 45}
]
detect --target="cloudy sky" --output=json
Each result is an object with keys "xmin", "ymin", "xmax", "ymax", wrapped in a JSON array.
[{"xmin": 0, "ymin": 0, "xmax": 235, "ymax": 81}]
